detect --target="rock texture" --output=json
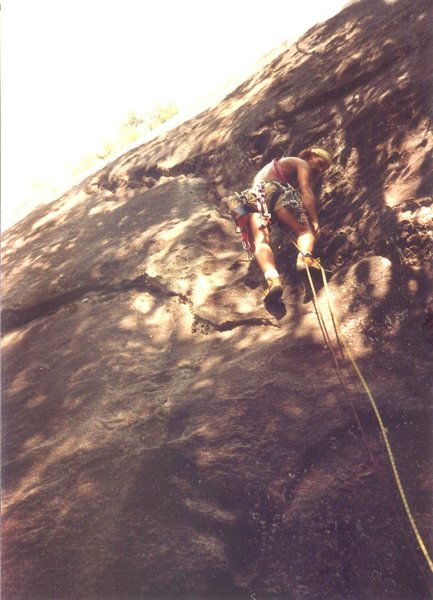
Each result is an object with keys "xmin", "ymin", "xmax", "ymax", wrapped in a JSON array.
[{"xmin": 2, "ymin": 0, "xmax": 433, "ymax": 598}]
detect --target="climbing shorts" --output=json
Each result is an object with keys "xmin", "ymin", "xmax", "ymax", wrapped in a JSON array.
[
  {"xmin": 263, "ymin": 181, "xmax": 306, "ymax": 223},
  {"xmin": 225, "ymin": 180, "xmax": 306, "ymax": 223}
]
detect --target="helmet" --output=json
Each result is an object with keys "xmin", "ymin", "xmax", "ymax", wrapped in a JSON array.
[{"xmin": 310, "ymin": 147, "xmax": 332, "ymax": 166}]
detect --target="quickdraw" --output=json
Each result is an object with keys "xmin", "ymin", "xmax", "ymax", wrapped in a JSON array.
[
  {"xmin": 236, "ymin": 214, "xmax": 254, "ymax": 259},
  {"xmin": 230, "ymin": 186, "xmax": 271, "ymax": 259},
  {"xmin": 256, "ymin": 182, "xmax": 271, "ymax": 230}
]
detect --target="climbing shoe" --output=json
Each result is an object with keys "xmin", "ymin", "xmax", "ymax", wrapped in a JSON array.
[
  {"xmin": 296, "ymin": 252, "xmax": 320, "ymax": 271},
  {"xmin": 263, "ymin": 276, "xmax": 283, "ymax": 304}
]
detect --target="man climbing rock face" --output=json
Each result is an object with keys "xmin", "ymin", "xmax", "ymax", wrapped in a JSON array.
[{"xmin": 226, "ymin": 147, "xmax": 332, "ymax": 304}]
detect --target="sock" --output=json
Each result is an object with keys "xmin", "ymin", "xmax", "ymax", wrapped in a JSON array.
[
  {"xmin": 264, "ymin": 268, "xmax": 279, "ymax": 280},
  {"xmin": 297, "ymin": 251, "xmax": 313, "ymax": 262}
]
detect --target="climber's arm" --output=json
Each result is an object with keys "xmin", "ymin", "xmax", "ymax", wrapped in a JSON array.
[{"xmin": 297, "ymin": 163, "xmax": 319, "ymax": 234}]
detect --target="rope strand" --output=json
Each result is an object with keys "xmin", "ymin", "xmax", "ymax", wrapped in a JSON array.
[{"xmin": 294, "ymin": 240, "xmax": 433, "ymax": 575}]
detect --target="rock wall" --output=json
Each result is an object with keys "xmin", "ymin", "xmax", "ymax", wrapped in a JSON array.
[{"xmin": 2, "ymin": 0, "xmax": 432, "ymax": 598}]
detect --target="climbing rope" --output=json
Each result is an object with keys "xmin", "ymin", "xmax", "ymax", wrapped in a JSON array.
[{"xmin": 297, "ymin": 246, "xmax": 433, "ymax": 575}]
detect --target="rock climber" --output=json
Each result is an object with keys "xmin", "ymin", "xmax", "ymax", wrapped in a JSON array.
[{"xmin": 226, "ymin": 147, "xmax": 332, "ymax": 304}]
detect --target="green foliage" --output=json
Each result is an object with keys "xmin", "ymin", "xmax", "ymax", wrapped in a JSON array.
[
  {"xmin": 73, "ymin": 102, "xmax": 179, "ymax": 174},
  {"xmin": 147, "ymin": 102, "xmax": 178, "ymax": 129},
  {"xmin": 125, "ymin": 111, "xmax": 145, "ymax": 128}
]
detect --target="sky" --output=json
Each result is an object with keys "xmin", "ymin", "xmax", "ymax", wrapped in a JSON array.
[{"xmin": 1, "ymin": 0, "xmax": 349, "ymax": 229}]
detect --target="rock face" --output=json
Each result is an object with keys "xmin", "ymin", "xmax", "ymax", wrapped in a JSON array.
[{"xmin": 2, "ymin": 0, "xmax": 433, "ymax": 598}]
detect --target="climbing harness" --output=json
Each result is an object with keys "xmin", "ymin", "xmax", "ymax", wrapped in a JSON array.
[
  {"xmin": 296, "ymin": 243, "xmax": 433, "ymax": 580},
  {"xmin": 269, "ymin": 180, "xmax": 306, "ymax": 224},
  {"xmin": 226, "ymin": 179, "xmax": 305, "ymax": 259},
  {"xmin": 256, "ymin": 182, "xmax": 271, "ymax": 229}
]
